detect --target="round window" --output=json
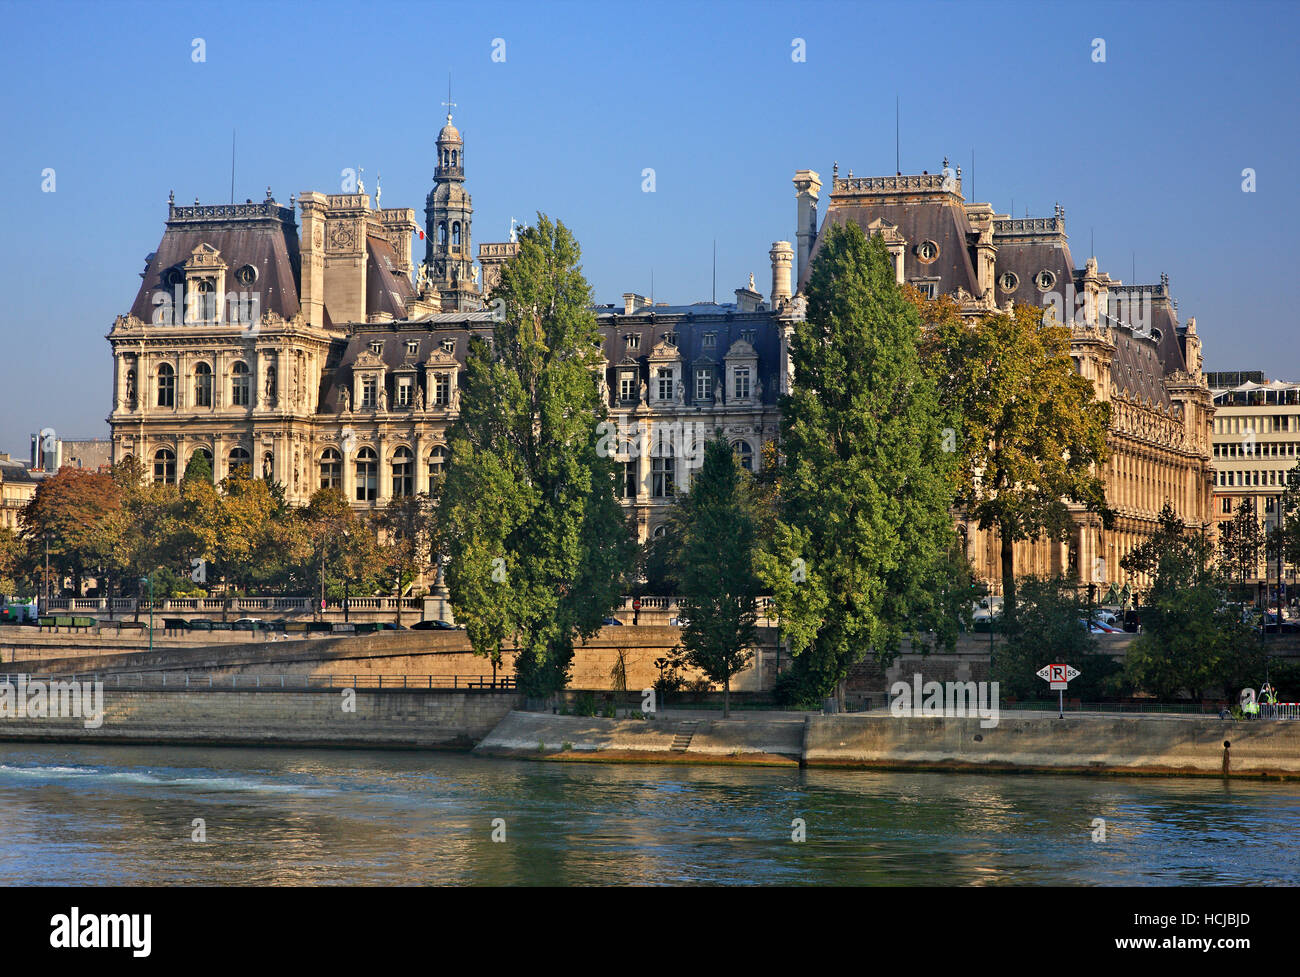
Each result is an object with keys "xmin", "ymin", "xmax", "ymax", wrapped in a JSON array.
[
  {"xmin": 917, "ymin": 240, "xmax": 939, "ymax": 262},
  {"xmin": 999, "ymin": 272, "xmax": 1019, "ymax": 293},
  {"xmin": 1035, "ymin": 270, "xmax": 1056, "ymax": 291},
  {"xmin": 234, "ymin": 264, "xmax": 258, "ymax": 287}
]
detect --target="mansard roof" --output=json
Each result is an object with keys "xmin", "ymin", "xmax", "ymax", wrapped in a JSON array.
[
  {"xmin": 802, "ymin": 173, "xmax": 981, "ymax": 296},
  {"xmin": 596, "ymin": 305, "xmax": 783, "ymax": 406},
  {"xmin": 365, "ymin": 234, "xmax": 416, "ymax": 320},
  {"xmin": 992, "ymin": 215, "xmax": 1077, "ymax": 310},
  {"xmin": 129, "ymin": 199, "xmax": 301, "ymax": 322}
]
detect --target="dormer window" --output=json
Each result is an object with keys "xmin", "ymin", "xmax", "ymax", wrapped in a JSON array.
[
  {"xmin": 433, "ymin": 373, "xmax": 450, "ymax": 406},
  {"xmin": 663, "ymin": 332, "xmax": 677, "ymax": 347},
  {"xmin": 695, "ymin": 367, "xmax": 712, "ymax": 401},
  {"xmin": 702, "ymin": 332, "xmax": 716, "ymax": 349},
  {"xmin": 368, "ymin": 341, "xmax": 384, "ymax": 355},
  {"xmin": 740, "ymin": 329, "xmax": 756, "ymax": 344},
  {"xmin": 396, "ymin": 376, "xmax": 413, "ymax": 407},
  {"xmin": 733, "ymin": 366, "xmax": 751, "ymax": 400},
  {"xmin": 656, "ymin": 367, "xmax": 674, "ymax": 400},
  {"xmin": 619, "ymin": 370, "xmax": 637, "ymax": 402},
  {"xmin": 234, "ymin": 264, "xmax": 257, "ymax": 288},
  {"xmin": 625, "ymin": 334, "xmax": 640, "ymax": 352},
  {"xmin": 999, "ymin": 272, "xmax": 1019, "ymax": 292},
  {"xmin": 441, "ymin": 338, "xmax": 456, "ymax": 355},
  {"xmin": 361, "ymin": 376, "xmax": 377, "ymax": 409},
  {"xmin": 1035, "ymin": 270, "xmax": 1056, "ymax": 292},
  {"xmin": 917, "ymin": 240, "xmax": 939, "ymax": 262},
  {"xmin": 406, "ymin": 340, "xmax": 419, "ymax": 356}
]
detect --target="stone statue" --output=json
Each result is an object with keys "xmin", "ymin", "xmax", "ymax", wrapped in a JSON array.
[
  {"xmin": 639, "ymin": 379, "xmax": 648, "ymax": 404},
  {"xmin": 415, "ymin": 386, "xmax": 425, "ymax": 410},
  {"xmin": 378, "ymin": 387, "xmax": 388, "ymax": 411},
  {"xmin": 713, "ymin": 379, "xmax": 723, "ymax": 403},
  {"xmin": 472, "ymin": 265, "xmax": 480, "ymax": 285},
  {"xmin": 753, "ymin": 378, "xmax": 763, "ymax": 400},
  {"xmin": 125, "ymin": 372, "xmax": 136, "ymax": 404},
  {"xmin": 339, "ymin": 387, "xmax": 350, "ymax": 412},
  {"xmin": 748, "ymin": 272, "xmax": 756, "ymax": 291},
  {"xmin": 293, "ymin": 455, "xmax": 301, "ymax": 492},
  {"xmin": 675, "ymin": 379, "xmax": 684, "ymax": 402}
]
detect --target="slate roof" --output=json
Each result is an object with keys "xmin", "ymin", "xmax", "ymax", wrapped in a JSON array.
[{"xmin": 129, "ymin": 200, "xmax": 300, "ymax": 322}]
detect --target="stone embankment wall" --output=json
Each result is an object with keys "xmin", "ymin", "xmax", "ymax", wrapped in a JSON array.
[
  {"xmin": 0, "ymin": 688, "xmax": 520, "ymax": 750},
  {"xmin": 3, "ymin": 627, "xmax": 780, "ymax": 693},
  {"xmin": 479, "ymin": 710, "xmax": 1300, "ymax": 778}
]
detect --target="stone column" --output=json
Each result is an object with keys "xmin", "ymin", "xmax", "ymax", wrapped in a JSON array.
[
  {"xmin": 378, "ymin": 436, "xmax": 392, "ymax": 503},
  {"xmin": 342, "ymin": 445, "xmax": 356, "ymax": 503}
]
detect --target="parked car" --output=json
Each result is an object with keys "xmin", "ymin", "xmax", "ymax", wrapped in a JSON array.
[
  {"xmin": 669, "ymin": 616, "xmax": 690, "ymax": 627},
  {"xmin": 211, "ymin": 621, "xmax": 234, "ymax": 631},
  {"xmin": 602, "ymin": 617, "xmax": 623, "ymax": 626},
  {"xmin": 162, "ymin": 618, "xmax": 191, "ymax": 630},
  {"xmin": 233, "ymin": 618, "xmax": 264, "ymax": 631},
  {"xmin": 188, "ymin": 619, "xmax": 213, "ymax": 631},
  {"xmin": 412, "ymin": 619, "xmax": 459, "ymax": 630},
  {"xmin": 1084, "ymin": 618, "xmax": 1123, "ymax": 634}
]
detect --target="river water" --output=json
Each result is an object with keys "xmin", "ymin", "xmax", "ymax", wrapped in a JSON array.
[{"xmin": 0, "ymin": 743, "xmax": 1295, "ymax": 885}]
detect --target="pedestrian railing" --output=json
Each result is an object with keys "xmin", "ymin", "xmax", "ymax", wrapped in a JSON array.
[
  {"xmin": 42, "ymin": 596, "xmax": 423, "ymax": 614},
  {"xmin": 1261, "ymin": 703, "xmax": 1300, "ymax": 720},
  {"xmin": 0, "ymin": 673, "xmax": 517, "ymax": 692}
]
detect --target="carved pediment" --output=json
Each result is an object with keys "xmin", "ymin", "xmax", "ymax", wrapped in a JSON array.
[
  {"xmin": 724, "ymin": 338, "xmax": 758, "ymax": 361},
  {"xmin": 353, "ymin": 349, "xmax": 386, "ymax": 370},
  {"xmin": 184, "ymin": 243, "xmax": 225, "ymax": 270},
  {"xmin": 648, "ymin": 337, "xmax": 680, "ymax": 360},
  {"xmin": 425, "ymin": 348, "xmax": 459, "ymax": 368}
]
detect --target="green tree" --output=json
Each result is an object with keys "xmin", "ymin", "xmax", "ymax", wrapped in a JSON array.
[
  {"xmin": 441, "ymin": 214, "xmax": 637, "ymax": 696},
  {"xmin": 1218, "ymin": 497, "xmax": 1262, "ymax": 585},
  {"xmin": 0, "ymin": 525, "xmax": 23, "ymax": 595},
  {"xmin": 20, "ymin": 467, "xmax": 123, "ymax": 597},
  {"xmin": 756, "ymin": 222, "xmax": 962, "ymax": 707},
  {"xmin": 919, "ymin": 298, "xmax": 1112, "ymax": 616},
  {"xmin": 1127, "ymin": 508, "xmax": 1257, "ymax": 701},
  {"xmin": 995, "ymin": 575, "xmax": 1123, "ymax": 700},
  {"xmin": 376, "ymin": 492, "xmax": 438, "ymax": 625},
  {"xmin": 661, "ymin": 438, "xmax": 764, "ymax": 717}
]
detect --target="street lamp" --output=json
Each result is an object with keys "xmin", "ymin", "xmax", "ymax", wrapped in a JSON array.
[{"xmin": 139, "ymin": 575, "xmax": 153, "ymax": 654}]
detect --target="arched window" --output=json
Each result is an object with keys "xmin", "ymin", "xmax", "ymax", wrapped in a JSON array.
[
  {"xmin": 392, "ymin": 446, "xmax": 413, "ymax": 497},
  {"xmin": 438, "ymin": 222, "xmax": 448, "ymax": 246},
  {"xmin": 194, "ymin": 362, "xmax": 212, "ymax": 407},
  {"xmin": 428, "ymin": 445, "xmax": 448, "ymax": 482},
  {"xmin": 652, "ymin": 445, "xmax": 675, "ymax": 498},
  {"xmin": 228, "ymin": 446, "xmax": 251, "ymax": 477},
  {"xmin": 157, "ymin": 364, "xmax": 175, "ymax": 407},
  {"xmin": 356, "ymin": 447, "xmax": 377, "ymax": 501},
  {"xmin": 452, "ymin": 222, "xmax": 461, "ymax": 251},
  {"xmin": 652, "ymin": 525, "xmax": 669, "ymax": 539},
  {"xmin": 153, "ymin": 448, "xmax": 175, "ymax": 484},
  {"xmin": 617, "ymin": 439, "xmax": 638, "ymax": 498},
  {"xmin": 451, "ymin": 150, "xmax": 458, "ymax": 168},
  {"xmin": 231, "ymin": 362, "xmax": 250, "ymax": 407},
  {"xmin": 732, "ymin": 440, "xmax": 754, "ymax": 472},
  {"xmin": 320, "ymin": 448, "xmax": 341, "ymax": 490},
  {"xmin": 262, "ymin": 451, "xmax": 274, "ymax": 480}
]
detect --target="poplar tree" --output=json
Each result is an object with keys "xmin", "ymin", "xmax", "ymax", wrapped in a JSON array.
[
  {"xmin": 758, "ymin": 222, "xmax": 963, "ymax": 706},
  {"xmin": 663, "ymin": 438, "xmax": 764, "ymax": 717},
  {"xmin": 440, "ymin": 215, "xmax": 636, "ymax": 697}
]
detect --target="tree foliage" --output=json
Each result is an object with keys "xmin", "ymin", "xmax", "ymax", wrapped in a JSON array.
[
  {"xmin": 440, "ymin": 214, "xmax": 637, "ymax": 696},
  {"xmin": 660, "ymin": 438, "xmax": 765, "ymax": 716},
  {"xmin": 757, "ymin": 222, "xmax": 964, "ymax": 706},
  {"xmin": 918, "ymin": 295, "xmax": 1111, "ymax": 614}
]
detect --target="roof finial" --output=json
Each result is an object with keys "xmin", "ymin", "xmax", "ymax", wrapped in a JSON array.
[
  {"xmin": 942, "ymin": 155, "xmax": 948, "ymax": 170},
  {"xmin": 266, "ymin": 186, "xmax": 273, "ymax": 200},
  {"xmin": 442, "ymin": 72, "xmax": 456, "ymax": 123},
  {"xmin": 168, "ymin": 189, "xmax": 174, "ymax": 205},
  {"xmin": 357, "ymin": 167, "xmax": 365, "ymax": 195},
  {"xmin": 832, "ymin": 161, "xmax": 838, "ymax": 179},
  {"xmin": 375, "ymin": 173, "xmax": 382, "ymax": 209},
  {"xmin": 509, "ymin": 217, "xmax": 519, "ymax": 243}
]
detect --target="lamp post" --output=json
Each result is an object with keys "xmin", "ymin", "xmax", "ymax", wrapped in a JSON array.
[{"xmin": 139, "ymin": 574, "xmax": 153, "ymax": 654}]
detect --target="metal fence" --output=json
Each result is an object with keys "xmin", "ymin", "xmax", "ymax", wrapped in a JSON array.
[{"xmin": 0, "ymin": 673, "xmax": 516, "ymax": 692}]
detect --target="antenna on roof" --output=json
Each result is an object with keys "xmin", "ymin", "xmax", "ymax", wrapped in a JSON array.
[
  {"xmin": 970, "ymin": 149, "xmax": 974, "ymax": 199},
  {"xmin": 443, "ymin": 72, "xmax": 456, "ymax": 122},
  {"xmin": 1132, "ymin": 251, "xmax": 1136, "ymax": 284},
  {"xmin": 230, "ymin": 129, "xmax": 236, "ymax": 205},
  {"xmin": 895, "ymin": 95, "xmax": 900, "ymax": 174},
  {"xmin": 712, "ymin": 239, "xmax": 716, "ymax": 305}
]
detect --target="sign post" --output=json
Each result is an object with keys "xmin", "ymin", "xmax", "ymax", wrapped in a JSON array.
[{"xmin": 1036, "ymin": 663, "xmax": 1081, "ymax": 719}]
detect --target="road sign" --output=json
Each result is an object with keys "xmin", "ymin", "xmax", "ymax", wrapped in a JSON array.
[{"xmin": 1037, "ymin": 663, "xmax": 1081, "ymax": 691}]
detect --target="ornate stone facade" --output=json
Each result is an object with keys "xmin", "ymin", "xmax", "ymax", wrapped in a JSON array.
[{"xmin": 793, "ymin": 163, "xmax": 1216, "ymax": 595}]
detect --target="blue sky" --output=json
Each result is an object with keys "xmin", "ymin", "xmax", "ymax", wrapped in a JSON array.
[{"xmin": 1, "ymin": 0, "xmax": 1297, "ymax": 455}]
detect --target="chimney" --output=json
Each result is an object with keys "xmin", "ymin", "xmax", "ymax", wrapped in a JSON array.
[
  {"xmin": 297, "ymin": 192, "xmax": 328, "ymax": 327},
  {"xmin": 623, "ymin": 292, "xmax": 651, "ymax": 315},
  {"xmin": 793, "ymin": 170, "xmax": 821, "ymax": 286},
  {"xmin": 769, "ymin": 241, "xmax": 794, "ymax": 308}
]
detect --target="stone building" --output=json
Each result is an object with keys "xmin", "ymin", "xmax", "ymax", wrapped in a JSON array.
[
  {"xmin": 0, "ymin": 455, "xmax": 38, "ymax": 532},
  {"xmin": 106, "ymin": 111, "xmax": 791, "ymax": 544},
  {"xmin": 790, "ymin": 162, "xmax": 1216, "ymax": 595}
]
